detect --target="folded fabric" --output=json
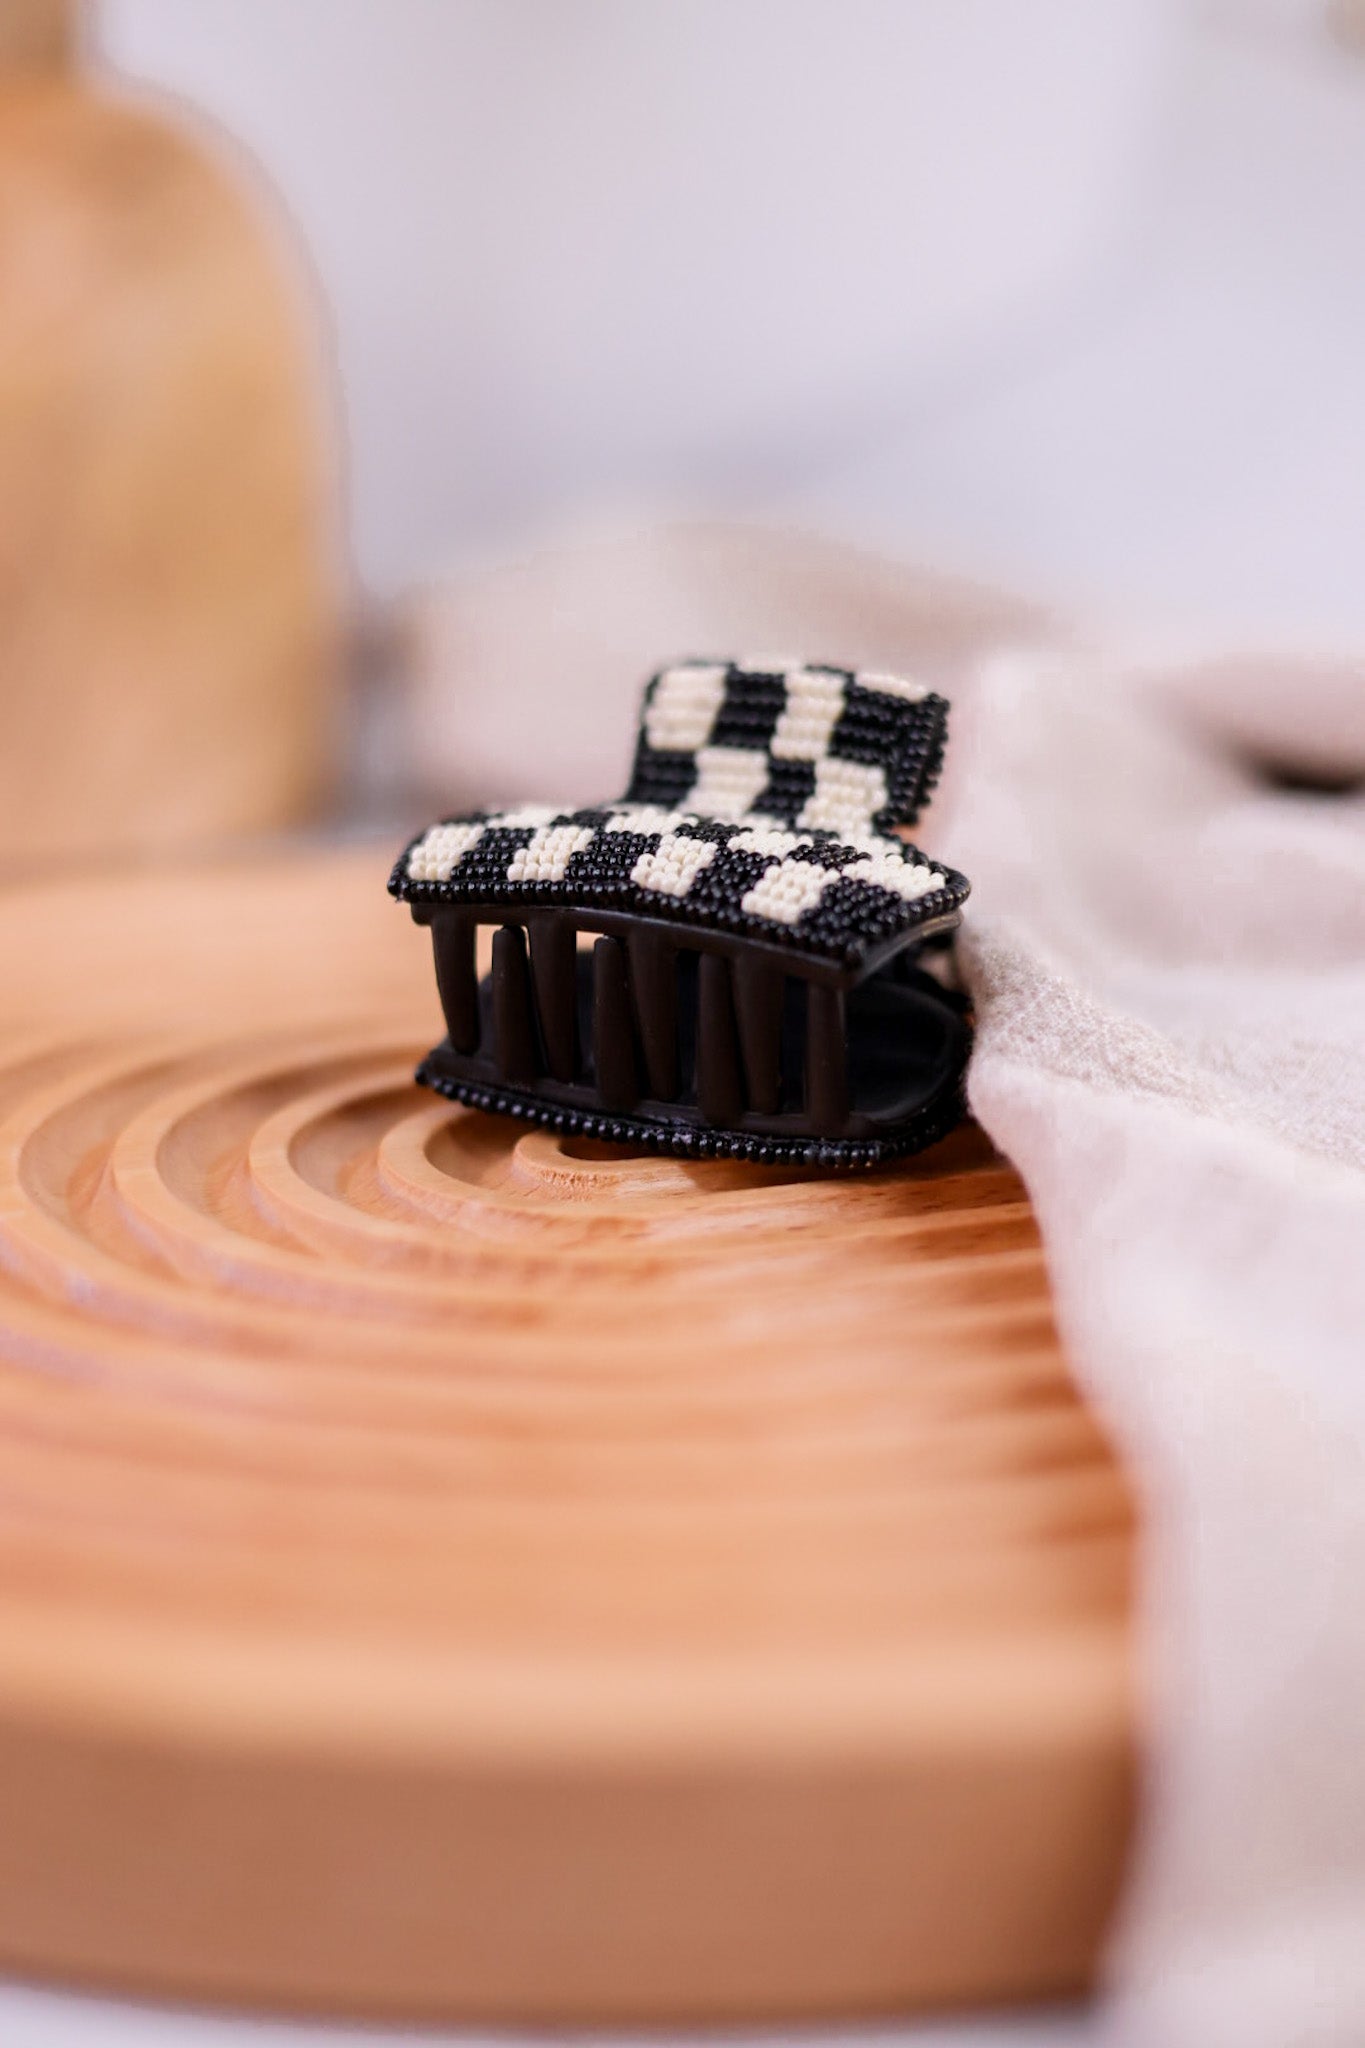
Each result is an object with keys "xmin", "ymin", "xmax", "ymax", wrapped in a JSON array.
[{"xmin": 954, "ymin": 646, "xmax": 1365, "ymax": 2048}]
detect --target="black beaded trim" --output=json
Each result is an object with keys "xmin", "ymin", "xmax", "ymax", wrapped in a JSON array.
[{"xmin": 413, "ymin": 1059, "xmax": 971, "ymax": 1173}]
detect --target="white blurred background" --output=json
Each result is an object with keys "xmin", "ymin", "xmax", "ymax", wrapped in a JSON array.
[{"xmin": 98, "ymin": 0, "xmax": 1365, "ymax": 642}]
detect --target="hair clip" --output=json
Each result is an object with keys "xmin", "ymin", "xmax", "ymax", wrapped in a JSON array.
[{"xmin": 391, "ymin": 659, "xmax": 972, "ymax": 1168}]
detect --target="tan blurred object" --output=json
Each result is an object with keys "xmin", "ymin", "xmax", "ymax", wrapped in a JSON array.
[
  {"xmin": 1330, "ymin": 0, "xmax": 1365, "ymax": 55},
  {"xmin": 0, "ymin": 0, "xmax": 70, "ymax": 72},
  {"xmin": 0, "ymin": 847, "xmax": 1134, "ymax": 2023},
  {"xmin": 0, "ymin": 62, "xmax": 337, "ymax": 867}
]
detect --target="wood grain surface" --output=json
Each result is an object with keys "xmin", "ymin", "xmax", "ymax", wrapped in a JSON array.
[{"xmin": 0, "ymin": 846, "xmax": 1136, "ymax": 2024}]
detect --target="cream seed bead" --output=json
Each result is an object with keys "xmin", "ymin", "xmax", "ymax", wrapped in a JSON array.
[
  {"xmin": 604, "ymin": 806, "xmax": 688, "ymax": 834},
  {"xmin": 857, "ymin": 669, "xmax": 929, "ymax": 703},
  {"xmin": 495, "ymin": 805, "xmax": 559, "ymax": 828},
  {"xmin": 632, "ymin": 833, "xmax": 718, "ymax": 898},
  {"xmin": 643, "ymin": 665, "xmax": 727, "ymax": 753},
  {"xmin": 741, "ymin": 859, "xmax": 838, "ymax": 925},
  {"xmin": 844, "ymin": 852, "xmax": 942, "ymax": 901},
  {"xmin": 505, "ymin": 824, "xmax": 597, "ymax": 884},
  {"xmin": 689, "ymin": 745, "xmax": 770, "ymax": 820},
  {"xmin": 730, "ymin": 825, "xmax": 811, "ymax": 859},
  {"xmin": 406, "ymin": 820, "xmax": 488, "ymax": 882},
  {"xmin": 798, "ymin": 758, "xmax": 888, "ymax": 837},
  {"xmin": 770, "ymin": 668, "xmax": 845, "ymax": 762}
]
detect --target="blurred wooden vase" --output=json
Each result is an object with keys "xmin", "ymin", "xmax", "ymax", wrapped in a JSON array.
[{"xmin": 0, "ymin": 6, "xmax": 338, "ymax": 867}]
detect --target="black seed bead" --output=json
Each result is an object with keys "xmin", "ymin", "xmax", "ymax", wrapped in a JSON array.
[{"xmin": 414, "ymin": 1055, "xmax": 967, "ymax": 1172}]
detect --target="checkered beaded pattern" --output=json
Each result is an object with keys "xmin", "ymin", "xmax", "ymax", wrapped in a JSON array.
[
  {"xmin": 391, "ymin": 662, "xmax": 968, "ymax": 970},
  {"xmin": 626, "ymin": 659, "xmax": 947, "ymax": 835}
]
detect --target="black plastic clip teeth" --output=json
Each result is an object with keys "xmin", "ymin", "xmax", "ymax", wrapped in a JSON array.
[{"xmin": 390, "ymin": 659, "xmax": 973, "ymax": 1169}]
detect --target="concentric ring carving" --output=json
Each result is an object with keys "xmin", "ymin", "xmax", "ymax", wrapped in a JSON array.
[{"xmin": 0, "ymin": 852, "xmax": 1134, "ymax": 2021}]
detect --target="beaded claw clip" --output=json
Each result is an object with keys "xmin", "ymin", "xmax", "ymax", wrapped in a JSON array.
[{"xmin": 391, "ymin": 659, "xmax": 973, "ymax": 1168}]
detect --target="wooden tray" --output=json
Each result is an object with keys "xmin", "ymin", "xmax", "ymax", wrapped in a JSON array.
[{"xmin": 0, "ymin": 846, "xmax": 1135, "ymax": 2024}]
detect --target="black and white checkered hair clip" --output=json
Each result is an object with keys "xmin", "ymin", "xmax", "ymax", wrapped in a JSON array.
[{"xmin": 391, "ymin": 659, "xmax": 972, "ymax": 1168}]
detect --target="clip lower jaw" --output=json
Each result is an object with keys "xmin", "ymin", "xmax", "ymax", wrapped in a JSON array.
[{"xmin": 411, "ymin": 902, "xmax": 971, "ymax": 1170}]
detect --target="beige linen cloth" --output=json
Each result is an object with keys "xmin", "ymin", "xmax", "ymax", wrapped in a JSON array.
[{"xmin": 406, "ymin": 526, "xmax": 1365, "ymax": 2048}]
